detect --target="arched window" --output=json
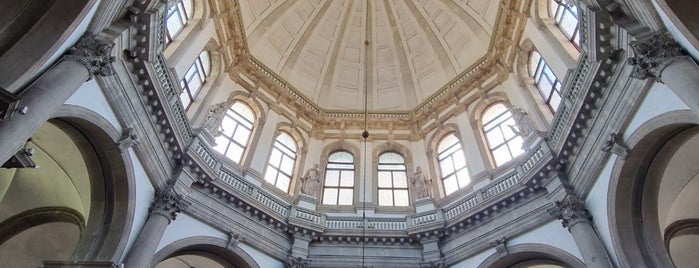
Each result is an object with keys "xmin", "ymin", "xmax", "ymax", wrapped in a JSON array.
[
  {"xmin": 529, "ymin": 51, "xmax": 562, "ymax": 112},
  {"xmin": 549, "ymin": 0, "xmax": 580, "ymax": 48},
  {"xmin": 482, "ymin": 103, "xmax": 524, "ymax": 167},
  {"xmin": 264, "ymin": 132, "xmax": 296, "ymax": 192},
  {"xmin": 213, "ymin": 101, "xmax": 254, "ymax": 164},
  {"xmin": 438, "ymin": 133, "xmax": 470, "ymax": 195},
  {"xmin": 322, "ymin": 151, "xmax": 354, "ymax": 205},
  {"xmin": 179, "ymin": 50, "xmax": 211, "ymax": 110},
  {"xmin": 165, "ymin": 0, "xmax": 194, "ymax": 43},
  {"xmin": 377, "ymin": 152, "xmax": 409, "ymax": 207}
]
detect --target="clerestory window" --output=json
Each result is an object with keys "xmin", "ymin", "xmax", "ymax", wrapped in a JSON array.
[
  {"xmin": 377, "ymin": 152, "xmax": 409, "ymax": 207},
  {"xmin": 179, "ymin": 50, "xmax": 211, "ymax": 110},
  {"xmin": 549, "ymin": 0, "xmax": 580, "ymax": 48},
  {"xmin": 529, "ymin": 51, "xmax": 562, "ymax": 113},
  {"xmin": 482, "ymin": 103, "xmax": 524, "ymax": 167},
  {"xmin": 165, "ymin": 0, "xmax": 194, "ymax": 44},
  {"xmin": 213, "ymin": 101, "xmax": 254, "ymax": 164},
  {"xmin": 322, "ymin": 151, "xmax": 354, "ymax": 205},
  {"xmin": 264, "ymin": 132, "xmax": 297, "ymax": 192},
  {"xmin": 438, "ymin": 133, "xmax": 470, "ymax": 195}
]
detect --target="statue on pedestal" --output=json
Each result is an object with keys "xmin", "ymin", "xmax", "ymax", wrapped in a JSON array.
[
  {"xmin": 202, "ymin": 101, "xmax": 231, "ymax": 136},
  {"xmin": 300, "ymin": 164, "xmax": 320, "ymax": 196},
  {"xmin": 412, "ymin": 166, "xmax": 432, "ymax": 198}
]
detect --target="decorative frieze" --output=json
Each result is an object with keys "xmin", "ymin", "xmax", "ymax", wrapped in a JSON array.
[
  {"xmin": 628, "ymin": 33, "xmax": 688, "ymax": 82},
  {"xmin": 65, "ymin": 35, "xmax": 115, "ymax": 81}
]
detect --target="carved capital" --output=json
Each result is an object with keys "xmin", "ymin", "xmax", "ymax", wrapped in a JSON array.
[
  {"xmin": 284, "ymin": 256, "xmax": 308, "ymax": 268},
  {"xmin": 65, "ymin": 35, "xmax": 116, "ymax": 81},
  {"xmin": 550, "ymin": 194, "xmax": 592, "ymax": 229},
  {"xmin": 601, "ymin": 132, "xmax": 630, "ymax": 159},
  {"xmin": 489, "ymin": 237, "xmax": 508, "ymax": 256},
  {"xmin": 149, "ymin": 184, "xmax": 188, "ymax": 222},
  {"xmin": 628, "ymin": 33, "xmax": 687, "ymax": 83}
]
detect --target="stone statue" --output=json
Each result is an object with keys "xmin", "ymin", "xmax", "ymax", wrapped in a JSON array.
[
  {"xmin": 509, "ymin": 107, "xmax": 534, "ymax": 138},
  {"xmin": 300, "ymin": 164, "xmax": 320, "ymax": 196},
  {"xmin": 412, "ymin": 166, "xmax": 432, "ymax": 198},
  {"xmin": 202, "ymin": 101, "xmax": 231, "ymax": 136}
]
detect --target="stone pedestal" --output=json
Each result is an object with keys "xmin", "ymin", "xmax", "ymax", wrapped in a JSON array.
[
  {"xmin": 123, "ymin": 184, "xmax": 189, "ymax": 267},
  {"xmin": 295, "ymin": 194, "xmax": 319, "ymax": 211},
  {"xmin": 551, "ymin": 195, "xmax": 613, "ymax": 268},
  {"xmin": 414, "ymin": 197, "xmax": 436, "ymax": 213},
  {"xmin": 0, "ymin": 35, "xmax": 114, "ymax": 202},
  {"xmin": 629, "ymin": 33, "xmax": 699, "ymax": 117}
]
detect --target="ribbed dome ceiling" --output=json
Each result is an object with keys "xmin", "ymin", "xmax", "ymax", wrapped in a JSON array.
[{"xmin": 239, "ymin": 0, "xmax": 499, "ymax": 111}]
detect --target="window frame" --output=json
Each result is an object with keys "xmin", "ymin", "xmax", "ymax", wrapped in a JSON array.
[
  {"xmin": 179, "ymin": 50, "xmax": 211, "ymax": 110},
  {"xmin": 165, "ymin": 0, "xmax": 194, "ymax": 44},
  {"xmin": 549, "ymin": 0, "xmax": 581, "ymax": 49},
  {"xmin": 481, "ymin": 103, "xmax": 525, "ymax": 167},
  {"xmin": 437, "ymin": 133, "xmax": 471, "ymax": 196},
  {"xmin": 264, "ymin": 131, "xmax": 297, "ymax": 193},
  {"xmin": 322, "ymin": 151, "xmax": 355, "ymax": 206},
  {"xmin": 212, "ymin": 101, "xmax": 255, "ymax": 164},
  {"xmin": 529, "ymin": 51, "xmax": 563, "ymax": 113},
  {"xmin": 377, "ymin": 152, "xmax": 409, "ymax": 207}
]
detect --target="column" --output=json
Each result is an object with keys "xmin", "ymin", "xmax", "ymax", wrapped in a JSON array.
[
  {"xmin": 123, "ymin": 184, "xmax": 189, "ymax": 267},
  {"xmin": 551, "ymin": 194, "xmax": 613, "ymax": 268},
  {"xmin": 0, "ymin": 35, "xmax": 115, "ymax": 165},
  {"xmin": 629, "ymin": 33, "xmax": 699, "ymax": 116}
]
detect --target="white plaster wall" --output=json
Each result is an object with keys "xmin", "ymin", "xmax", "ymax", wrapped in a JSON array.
[
  {"xmin": 508, "ymin": 220, "xmax": 583, "ymax": 260},
  {"xmin": 624, "ymin": 82, "xmax": 689, "ymax": 140},
  {"xmin": 156, "ymin": 213, "xmax": 227, "ymax": 251},
  {"xmin": 450, "ymin": 248, "xmax": 496, "ymax": 268},
  {"xmin": 239, "ymin": 243, "xmax": 284, "ymax": 268},
  {"xmin": 120, "ymin": 149, "xmax": 156, "ymax": 262},
  {"xmin": 167, "ymin": 17, "xmax": 219, "ymax": 77},
  {"xmin": 66, "ymin": 79, "xmax": 122, "ymax": 130}
]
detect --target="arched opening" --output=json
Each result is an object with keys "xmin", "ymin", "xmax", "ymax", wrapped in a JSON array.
[
  {"xmin": 477, "ymin": 243, "xmax": 585, "ymax": 268},
  {"xmin": 0, "ymin": 112, "xmax": 132, "ymax": 265},
  {"xmin": 153, "ymin": 237, "xmax": 259, "ymax": 268},
  {"xmin": 609, "ymin": 111, "xmax": 699, "ymax": 267}
]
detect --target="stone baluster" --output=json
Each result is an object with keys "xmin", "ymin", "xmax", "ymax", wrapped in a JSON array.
[
  {"xmin": 629, "ymin": 33, "xmax": 699, "ymax": 117},
  {"xmin": 550, "ymin": 194, "xmax": 613, "ymax": 268},
  {"xmin": 0, "ymin": 34, "xmax": 115, "ymax": 166},
  {"xmin": 123, "ymin": 183, "xmax": 189, "ymax": 267}
]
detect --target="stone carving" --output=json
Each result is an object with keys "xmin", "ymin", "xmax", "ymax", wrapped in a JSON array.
[
  {"xmin": 549, "ymin": 194, "xmax": 592, "ymax": 229},
  {"xmin": 490, "ymin": 237, "xmax": 508, "ymax": 256},
  {"xmin": 284, "ymin": 256, "xmax": 307, "ymax": 268},
  {"xmin": 227, "ymin": 231, "xmax": 244, "ymax": 251},
  {"xmin": 300, "ymin": 164, "xmax": 320, "ymax": 196},
  {"xmin": 628, "ymin": 33, "xmax": 687, "ymax": 82},
  {"xmin": 117, "ymin": 127, "xmax": 139, "ymax": 151},
  {"xmin": 509, "ymin": 107, "xmax": 535, "ymax": 138},
  {"xmin": 412, "ymin": 166, "xmax": 432, "ymax": 198},
  {"xmin": 65, "ymin": 35, "xmax": 116, "ymax": 81},
  {"xmin": 202, "ymin": 101, "xmax": 232, "ymax": 136},
  {"xmin": 149, "ymin": 181, "xmax": 189, "ymax": 222},
  {"xmin": 601, "ymin": 132, "xmax": 630, "ymax": 159}
]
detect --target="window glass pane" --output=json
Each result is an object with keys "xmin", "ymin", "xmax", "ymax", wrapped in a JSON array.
[
  {"xmin": 483, "ymin": 104, "xmax": 507, "ymax": 123},
  {"xmin": 440, "ymin": 158, "xmax": 455, "ymax": 175},
  {"xmin": 329, "ymin": 151, "xmax": 353, "ymax": 163},
  {"xmin": 394, "ymin": 190, "xmax": 409, "ymax": 206},
  {"xmin": 325, "ymin": 170, "xmax": 339, "ymax": 186},
  {"xmin": 550, "ymin": 91, "xmax": 562, "ymax": 111},
  {"xmin": 438, "ymin": 134, "xmax": 458, "ymax": 152},
  {"xmin": 338, "ymin": 189, "xmax": 353, "ymax": 205},
  {"xmin": 451, "ymin": 151, "xmax": 466, "ymax": 170},
  {"xmin": 232, "ymin": 127, "xmax": 251, "ymax": 145},
  {"xmin": 492, "ymin": 146, "xmax": 511, "ymax": 167},
  {"xmin": 339, "ymin": 171, "xmax": 354, "ymax": 187},
  {"xmin": 486, "ymin": 129, "xmax": 505, "ymax": 148},
  {"xmin": 280, "ymin": 156, "xmax": 294, "ymax": 175},
  {"xmin": 232, "ymin": 102, "xmax": 255, "ymax": 122},
  {"xmin": 276, "ymin": 132, "xmax": 296, "ymax": 151},
  {"xmin": 276, "ymin": 175, "xmax": 290, "ymax": 191},
  {"xmin": 264, "ymin": 166, "xmax": 277, "ymax": 184},
  {"xmin": 179, "ymin": 93, "xmax": 191, "ymax": 108},
  {"xmin": 529, "ymin": 52, "xmax": 541, "ymax": 76},
  {"xmin": 444, "ymin": 176, "xmax": 458, "ymax": 195},
  {"xmin": 166, "ymin": 12, "xmax": 184, "ymax": 37},
  {"xmin": 226, "ymin": 144, "xmax": 244, "ymax": 163},
  {"xmin": 199, "ymin": 51, "xmax": 211, "ymax": 76},
  {"xmin": 269, "ymin": 149, "xmax": 282, "ymax": 166},
  {"xmin": 378, "ymin": 190, "xmax": 393, "ymax": 206},
  {"xmin": 456, "ymin": 168, "xmax": 470, "ymax": 187},
  {"xmin": 502, "ymin": 118, "xmax": 517, "ymax": 139},
  {"xmin": 509, "ymin": 137, "xmax": 526, "ymax": 157},
  {"xmin": 378, "ymin": 171, "xmax": 392, "ymax": 188},
  {"xmin": 213, "ymin": 136, "xmax": 229, "ymax": 154},
  {"xmin": 379, "ymin": 152, "xmax": 403, "ymax": 163},
  {"xmin": 393, "ymin": 172, "xmax": 407, "ymax": 188},
  {"xmin": 323, "ymin": 189, "xmax": 338, "ymax": 205}
]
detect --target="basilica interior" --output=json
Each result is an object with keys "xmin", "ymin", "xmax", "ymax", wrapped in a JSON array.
[{"xmin": 0, "ymin": 0, "xmax": 699, "ymax": 267}]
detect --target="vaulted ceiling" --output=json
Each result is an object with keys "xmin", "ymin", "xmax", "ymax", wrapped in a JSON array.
[{"xmin": 238, "ymin": 0, "xmax": 500, "ymax": 111}]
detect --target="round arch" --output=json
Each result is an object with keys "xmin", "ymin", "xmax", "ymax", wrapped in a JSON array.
[
  {"xmin": 152, "ymin": 236, "xmax": 259, "ymax": 268},
  {"xmin": 371, "ymin": 141, "xmax": 415, "ymax": 208},
  {"xmin": 477, "ymin": 243, "xmax": 585, "ymax": 268},
  {"xmin": 608, "ymin": 110, "xmax": 699, "ymax": 267}
]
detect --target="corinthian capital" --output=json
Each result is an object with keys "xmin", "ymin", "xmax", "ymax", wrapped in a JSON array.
[
  {"xmin": 149, "ymin": 184, "xmax": 189, "ymax": 222},
  {"xmin": 549, "ymin": 194, "xmax": 592, "ymax": 229},
  {"xmin": 628, "ymin": 33, "xmax": 688, "ymax": 82},
  {"xmin": 65, "ymin": 35, "xmax": 116, "ymax": 81}
]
